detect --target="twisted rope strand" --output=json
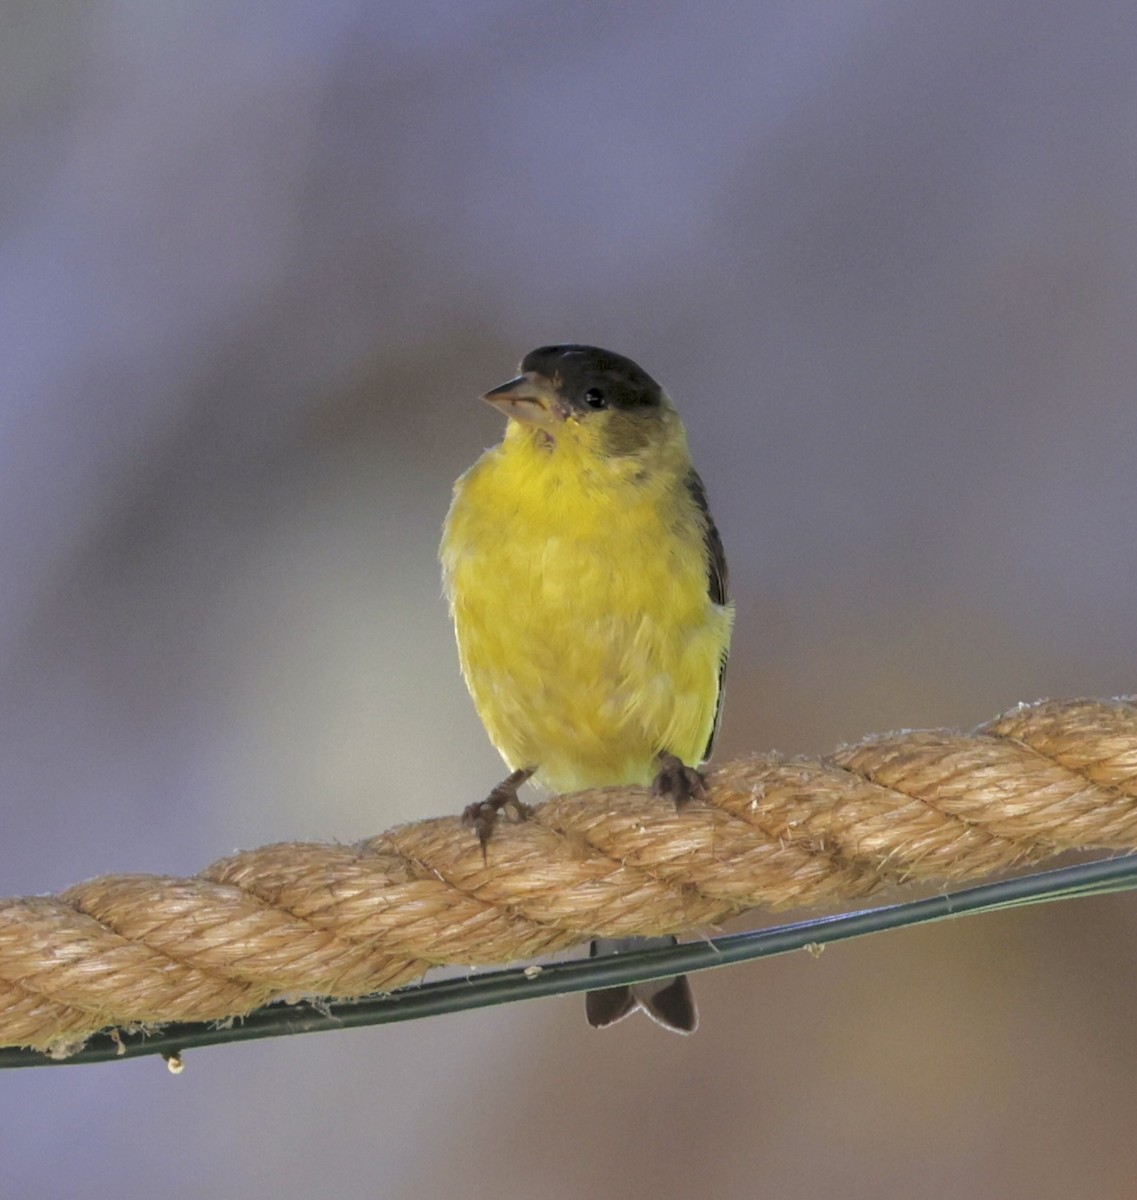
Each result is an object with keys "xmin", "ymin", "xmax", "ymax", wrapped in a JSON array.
[{"xmin": 2, "ymin": 696, "xmax": 1134, "ymax": 1055}]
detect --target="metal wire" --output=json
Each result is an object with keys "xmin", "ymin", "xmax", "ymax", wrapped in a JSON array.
[{"xmin": 2, "ymin": 853, "xmax": 1133, "ymax": 1070}]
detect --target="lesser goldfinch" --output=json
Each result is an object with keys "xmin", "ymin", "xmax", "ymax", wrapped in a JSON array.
[{"xmin": 441, "ymin": 345, "xmax": 732, "ymax": 1032}]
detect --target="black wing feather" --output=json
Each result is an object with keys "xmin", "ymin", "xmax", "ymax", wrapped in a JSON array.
[
  {"xmin": 683, "ymin": 470, "xmax": 730, "ymax": 761},
  {"xmin": 684, "ymin": 470, "xmax": 728, "ymax": 605}
]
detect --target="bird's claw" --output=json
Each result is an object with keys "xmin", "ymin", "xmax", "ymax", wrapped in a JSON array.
[
  {"xmin": 462, "ymin": 767, "xmax": 535, "ymax": 858},
  {"xmin": 652, "ymin": 753, "xmax": 707, "ymax": 808}
]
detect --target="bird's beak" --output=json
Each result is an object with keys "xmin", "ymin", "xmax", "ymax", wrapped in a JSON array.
[{"xmin": 481, "ymin": 372, "xmax": 570, "ymax": 428}]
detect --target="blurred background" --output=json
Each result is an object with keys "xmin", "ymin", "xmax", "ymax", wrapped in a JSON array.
[{"xmin": 3, "ymin": 1, "xmax": 1137, "ymax": 1196}]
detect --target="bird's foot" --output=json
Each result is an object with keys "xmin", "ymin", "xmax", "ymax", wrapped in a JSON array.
[
  {"xmin": 652, "ymin": 753, "xmax": 707, "ymax": 808},
  {"xmin": 463, "ymin": 767, "xmax": 535, "ymax": 858}
]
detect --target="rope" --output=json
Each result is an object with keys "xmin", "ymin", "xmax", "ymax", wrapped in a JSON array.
[{"xmin": 2, "ymin": 696, "xmax": 1135, "ymax": 1056}]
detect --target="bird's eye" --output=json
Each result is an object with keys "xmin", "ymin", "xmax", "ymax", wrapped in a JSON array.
[{"xmin": 584, "ymin": 388, "xmax": 607, "ymax": 410}]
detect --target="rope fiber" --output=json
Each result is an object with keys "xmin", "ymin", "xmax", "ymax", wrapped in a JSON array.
[{"xmin": 2, "ymin": 696, "xmax": 1135, "ymax": 1057}]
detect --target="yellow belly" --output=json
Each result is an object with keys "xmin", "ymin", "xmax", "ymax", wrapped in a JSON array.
[{"xmin": 441, "ymin": 432, "xmax": 732, "ymax": 793}]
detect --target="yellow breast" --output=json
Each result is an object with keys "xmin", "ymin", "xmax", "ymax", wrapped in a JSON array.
[{"xmin": 441, "ymin": 419, "xmax": 732, "ymax": 794}]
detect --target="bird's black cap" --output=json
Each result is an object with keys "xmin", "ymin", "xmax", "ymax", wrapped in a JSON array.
[{"xmin": 520, "ymin": 345, "xmax": 663, "ymax": 411}]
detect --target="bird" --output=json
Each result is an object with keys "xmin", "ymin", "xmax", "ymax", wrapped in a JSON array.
[{"xmin": 440, "ymin": 344, "xmax": 732, "ymax": 1032}]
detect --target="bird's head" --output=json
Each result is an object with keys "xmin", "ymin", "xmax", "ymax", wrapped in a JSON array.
[{"xmin": 482, "ymin": 344, "xmax": 679, "ymax": 460}]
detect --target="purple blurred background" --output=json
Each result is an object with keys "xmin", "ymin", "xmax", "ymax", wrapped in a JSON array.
[{"xmin": 4, "ymin": 2, "xmax": 1137, "ymax": 1196}]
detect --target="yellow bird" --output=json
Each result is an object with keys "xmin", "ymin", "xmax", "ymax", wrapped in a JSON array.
[{"xmin": 441, "ymin": 345, "xmax": 733, "ymax": 1032}]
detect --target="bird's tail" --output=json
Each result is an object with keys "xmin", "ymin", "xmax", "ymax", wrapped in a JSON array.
[{"xmin": 584, "ymin": 937, "xmax": 698, "ymax": 1034}]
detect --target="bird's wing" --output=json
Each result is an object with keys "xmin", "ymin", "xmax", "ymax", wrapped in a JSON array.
[
  {"xmin": 683, "ymin": 469, "xmax": 730, "ymax": 761},
  {"xmin": 684, "ymin": 469, "xmax": 728, "ymax": 606}
]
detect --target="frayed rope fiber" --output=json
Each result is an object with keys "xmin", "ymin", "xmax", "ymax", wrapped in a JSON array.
[{"xmin": 3, "ymin": 697, "xmax": 1136, "ymax": 1055}]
